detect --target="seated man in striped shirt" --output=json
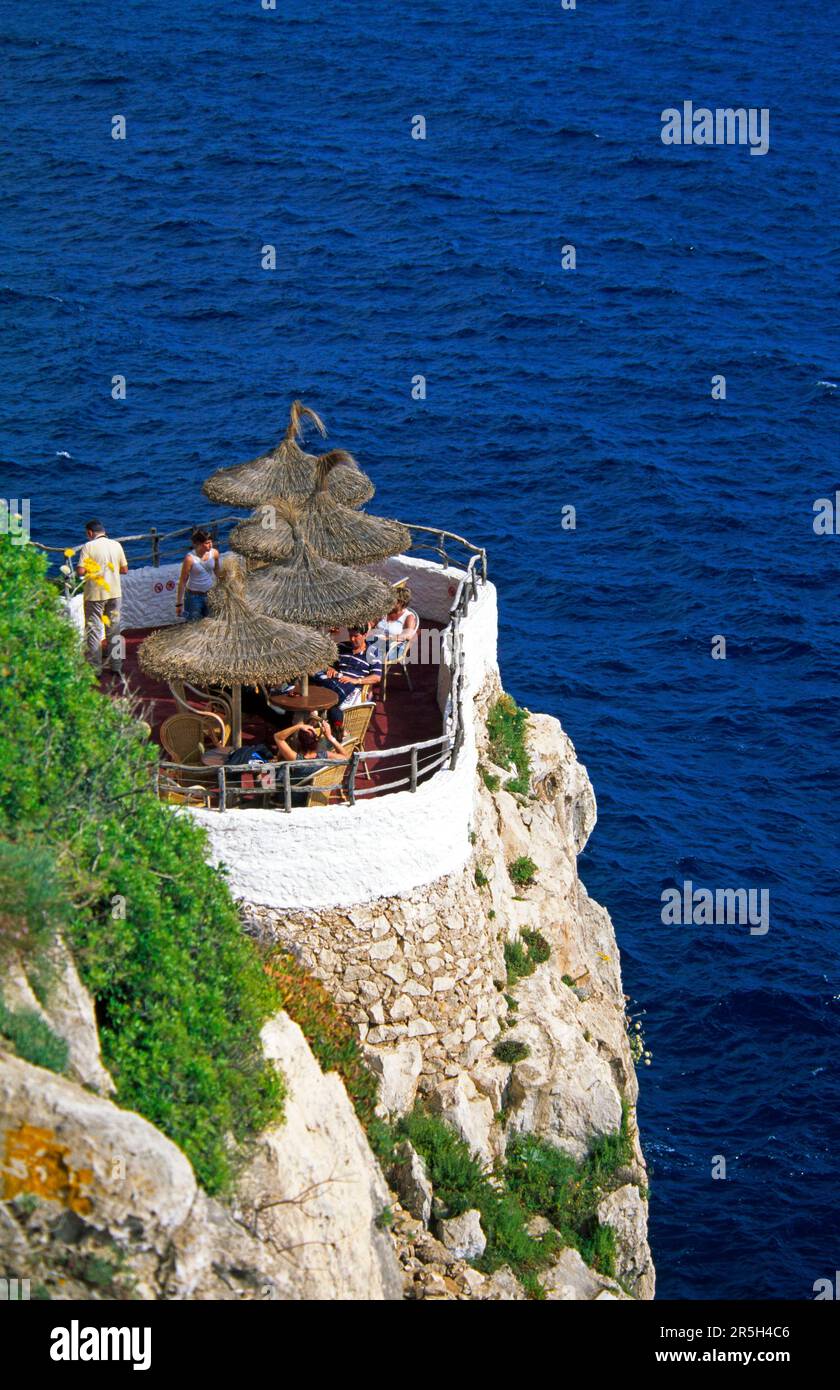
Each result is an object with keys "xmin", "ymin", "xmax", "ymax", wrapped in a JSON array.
[{"xmin": 319, "ymin": 626, "xmax": 382, "ymax": 731}]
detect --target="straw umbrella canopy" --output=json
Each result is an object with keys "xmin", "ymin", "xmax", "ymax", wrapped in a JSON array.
[
  {"xmin": 138, "ymin": 558, "xmax": 337, "ymax": 748},
  {"xmin": 245, "ymin": 502, "xmax": 395, "ymax": 629},
  {"xmin": 231, "ymin": 458, "xmax": 411, "ymax": 568},
  {"xmin": 202, "ymin": 400, "xmax": 374, "ymax": 510}
]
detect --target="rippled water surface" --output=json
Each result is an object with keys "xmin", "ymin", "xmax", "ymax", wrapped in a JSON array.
[{"xmin": 2, "ymin": 0, "xmax": 838, "ymax": 1299}]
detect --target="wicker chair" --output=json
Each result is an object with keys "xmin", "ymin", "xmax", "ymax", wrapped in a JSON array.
[
  {"xmin": 339, "ymin": 701, "xmax": 375, "ymax": 781},
  {"xmin": 160, "ymin": 712, "xmax": 227, "ymax": 769},
  {"xmin": 381, "ymin": 611, "xmax": 419, "ymax": 698},
  {"xmin": 301, "ymin": 759, "xmax": 352, "ymax": 807},
  {"xmin": 168, "ymin": 680, "xmax": 232, "ymax": 743}
]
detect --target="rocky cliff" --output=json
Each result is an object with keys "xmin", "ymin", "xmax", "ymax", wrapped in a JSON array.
[
  {"xmin": 0, "ymin": 686, "xmax": 653, "ymax": 1301},
  {"xmin": 243, "ymin": 679, "xmax": 655, "ymax": 1300}
]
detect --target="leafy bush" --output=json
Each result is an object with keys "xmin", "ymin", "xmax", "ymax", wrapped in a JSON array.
[
  {"xmin": 486, "ymin": 694, "xmax": 530, "ymax": 795},
  {"xmin": 0, "ymin": 838, "xmax": 71, "ymax": 967},
  {"xmin": 479, "ymin": 765, "xmax": 500, "ymax": 792},
  {"xmin": 474, "ymin": 865, "xmax": 489, "ymax": 888},
  {"xmin": 397, "ymin": 1108, "xmax": 558, "ymax": 1295},
  {"xmin": 508, "ymin": 855, "xmax": 537, "ymax": 887},
  {"xmin": 504, "ymin": 1102, "xmax": 635, "ymax": 1274},
  {"xmin": 493, "ymin": 1039, "xmax": 531, "ymax": 1064},
  {"xmin": 520, "ymin": 928, "xmax": 550, "ymax": 963},
  {"xmin": 0, "ymin": 1002, "xmax": 69, "ymax": 1074},
  {"xmin": 504, "ymin": 939, "xmax": 534, "ymax": 986},
  {"xmin": 504, "ymin": 930, "xmax": 550, "ymax": 987},
  {"xmin": 0, "ymin": 537, "xmax": 283, "ymax": 1193}
]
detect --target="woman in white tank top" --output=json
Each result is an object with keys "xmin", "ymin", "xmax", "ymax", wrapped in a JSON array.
[
  {"xmin": 176, "ymin": 528, "xmax": 220, "ymax": 622},
  {"xmin": 370, "ymin": 584, "xmax": 418, "ymax": 657}
]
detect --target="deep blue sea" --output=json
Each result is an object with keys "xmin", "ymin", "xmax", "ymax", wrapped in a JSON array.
[{"xmin": 2, "ymin": 0, "xmax": 838, "ymax": 1299}]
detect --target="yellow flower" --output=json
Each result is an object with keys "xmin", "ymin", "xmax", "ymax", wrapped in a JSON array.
[
  {"xmin": 63, "ymin": 547, "xmax": 75, "ymax": 558},
  {"xmin": 598, "ymin": 952, "xmax": 611, "ymax": 963}
]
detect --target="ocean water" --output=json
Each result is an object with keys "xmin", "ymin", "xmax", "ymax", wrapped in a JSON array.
[{"xmin": 2, "ymin": 0, "xmax": 838, "ymax": 1299}]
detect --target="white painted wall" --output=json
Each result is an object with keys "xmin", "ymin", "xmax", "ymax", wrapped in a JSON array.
[{"xmin": 190, "ymin": 568, "xmax": 499, "ymax": 910}]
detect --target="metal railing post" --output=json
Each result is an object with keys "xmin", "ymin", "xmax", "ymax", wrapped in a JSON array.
[
  {"xmin": 218, "ymin": 767, "xmax": 226, "ymax": 811},
  {"xmin": 283, "ymin": 761, "xmax": 292, "ymax": 812},
  {"xmin": 150, "ymin": 526, "xmax": 160, "ymax": 567},
  {"xmin": 409, "ymin": 745, "xmax": 419, "ymax": 792}
]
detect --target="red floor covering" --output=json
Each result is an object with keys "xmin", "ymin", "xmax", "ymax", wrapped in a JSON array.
[{"xmin": 104, "ymin": 624, "xmax": 446, "ymax": 800}]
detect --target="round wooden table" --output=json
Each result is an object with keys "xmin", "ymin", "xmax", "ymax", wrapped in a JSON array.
[{"xmin": 269, "ymin": 685, "xmax": 340, "ymax": 714}]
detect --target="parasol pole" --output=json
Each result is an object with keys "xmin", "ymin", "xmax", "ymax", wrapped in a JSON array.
[
  {"xmin": 231, "ymin": 683, "xmax": 243, "ymax": 749},
  {"xmin": 301, "ymin": 672, "xmax": 309, "ymax": 697}
]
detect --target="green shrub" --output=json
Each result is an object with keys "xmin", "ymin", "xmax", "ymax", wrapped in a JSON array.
[
  {"xmin": 504, "ymin": 930, "xmax": 550, "ymax": 987},
  {"xmin": 486, "ymin": 695, "xmax": 530, "ymax": 795},
  {"xmin": 0, "ymin": 537, "xmax": 283, "ymax": 1194},
  {"xmin": 493, "ymin": 1039, "xmax": 531, "ymax": 1064},
  {"xmin": 0, "ymin": 1002, "xmax": 69, "ymax": 1074},
  {"xmin": 581, "ymin": 1222, "xmax": 617, "ymax": 1278},
  {"xmin": 504, "ymin": 939, "xmax": 534, "ymax": 986},
  {"xmin": 508, "ymin": 856, "xmax": 537, "ymax": 887},
  {"xmin": 479, "ymin": 765, "xmax": 500, "ymax": 792},
  {"xmin": 397, "ymin": 1108, "xmax": 557, "ymax": 1292},
  {"xmin": 520, "ymin": 928, "xmax": 550, "ymax": 963},
  {"xmin": 0, "ymin": 838, "xmax": 71, "ymax": 968},
  {"xmin": 474, "ymin": 865, "xmax": 489, "ymax": 888},
  {"xmin": 504, "ymin": 1102, "xmax": 636, "ymax": 1270}
]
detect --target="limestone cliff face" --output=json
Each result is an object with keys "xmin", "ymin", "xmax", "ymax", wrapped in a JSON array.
[
  {"xmin": 244, "ymin": 680, "xmax": 655, "ymax": 1300},
  {"xmin": 0, "ymin": 684, "xmax": 653, "ymax": 1301},
  {"xmin": 0, "ymin": 975, "xmax": 402, "ymax": 1301}
]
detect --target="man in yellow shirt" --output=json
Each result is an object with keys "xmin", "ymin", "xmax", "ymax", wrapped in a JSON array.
[{"xmin": 76, "ymin": 520, "xmax": 129, "ymax": 675}]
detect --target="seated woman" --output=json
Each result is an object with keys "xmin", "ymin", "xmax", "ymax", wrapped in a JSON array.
[
  {"xmin": 272, "ymin": 718, "xmax": 349, "ymax": 805},
  {"xmin": 369, "ymin": 584, "xmax": 418, "ymax": 660}
]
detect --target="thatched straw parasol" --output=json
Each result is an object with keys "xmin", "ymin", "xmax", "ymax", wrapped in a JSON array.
[
  {"xmin": 138, "ymin": 557, "xmax": 337, "ymax": 748},
  {"xmin": 245, "ymin": 502, "xmax": 395, "ymax": 629},
  {"xmin": 231, "ymin": 458, "xmax": 411, "ymax": 568},
  {"xmin": 202, "ymin": 400, "xmax": 374, "ymax": 509}
]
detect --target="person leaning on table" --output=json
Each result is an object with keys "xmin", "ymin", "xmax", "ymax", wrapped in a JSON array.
[{"xmin": 76, "ymin": 520, "xmax": 128, "ymax": 675}]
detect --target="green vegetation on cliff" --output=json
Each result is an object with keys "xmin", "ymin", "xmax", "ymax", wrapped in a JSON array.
[
  {"xmin": 399, "ymin": 1100, "xmax": 636, "ymax": 1293},
  {"xmin": 486, "ymin": 693, "xmax": 530, "ymax": 795},
  {"xmin": 0, "ymin": 537, "xmax": 283, "ymax": 1193}
]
